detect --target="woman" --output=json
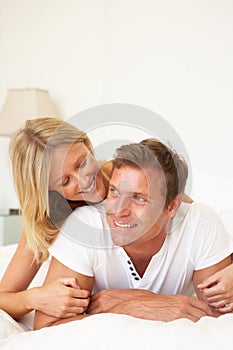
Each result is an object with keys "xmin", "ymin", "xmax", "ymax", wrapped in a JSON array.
[
  {"xmin": 0, "ymin": 117, "xmax": 193, "ymax": 321},
  {"xmin": 0, "ymin": 117, "xmax": 111, "ymax": 320}
]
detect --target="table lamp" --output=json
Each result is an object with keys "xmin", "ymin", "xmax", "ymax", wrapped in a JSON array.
[{"xmin": 0, "ymin": 88, "xmax": 57, "ymax": 136}]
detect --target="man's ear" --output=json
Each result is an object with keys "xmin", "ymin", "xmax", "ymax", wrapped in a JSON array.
[{"xmin": 167, "ymin": 194, "xmax": 183, "ymax": 218}]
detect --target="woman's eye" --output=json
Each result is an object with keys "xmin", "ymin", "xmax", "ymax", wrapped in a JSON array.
[
  {"xmin": 62, "ymin": 177, "xmax": 71, "ymax": 187},
  {"xmin": 79, "ymin": 158, "xmax": 87, "ymax": 168}
]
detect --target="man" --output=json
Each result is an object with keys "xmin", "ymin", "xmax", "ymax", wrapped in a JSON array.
[{"xmin": 34, "ymin": 139, "xmax": 232, "ymax": 329}]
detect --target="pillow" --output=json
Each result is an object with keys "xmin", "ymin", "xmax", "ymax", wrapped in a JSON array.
[
  {"xmin": 0, "ymin": 309, "xmax": 25, "ymax": 340},
  {"xmin": 0, "ymin": 244, "xmax": 17, "ymax": 280}
]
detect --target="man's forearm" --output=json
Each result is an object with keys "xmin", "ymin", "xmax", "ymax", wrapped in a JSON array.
[
  {"xmin": 89, "ymin": 289, "xmax": 215, "ymax": 322},
  {"xmin": 34, "ymin": 312, "xmax": 90, "ymax": 330}
]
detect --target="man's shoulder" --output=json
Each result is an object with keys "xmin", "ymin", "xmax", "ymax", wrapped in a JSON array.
[
  {"xmin": 170, "ymin": 202, "xmax": 221, "ymax": 234},
  {"xmin": 60, "ymin": 202, "xmax": 106, "ymax": 237},
  {"xmin": 177, "ymin": 201, "xmax": 219, "ymax": 217},
  {"xmin": 60, "ymin": 201, "xmax": 112, "ymax": 248},
  {"xmin": 186, "ymin": 202, "xmax": 220, "ymax": 220}
]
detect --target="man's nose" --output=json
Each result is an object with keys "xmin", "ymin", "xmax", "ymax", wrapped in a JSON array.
[{"xmin": 113, "ymin": 196, "xmax": 132, "ymax": 216}]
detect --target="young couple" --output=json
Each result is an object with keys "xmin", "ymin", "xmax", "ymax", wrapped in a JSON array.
[{"xmin": 0, "ymin": 117, "xmax": 232, "ymax": 328}]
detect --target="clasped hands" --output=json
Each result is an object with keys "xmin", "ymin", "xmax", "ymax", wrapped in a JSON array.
[{"xmin": 87, "ymin": 289, "xmax": 216, "ymax": 322}]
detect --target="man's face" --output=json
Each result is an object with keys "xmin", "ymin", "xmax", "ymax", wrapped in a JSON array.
[{"xmin": 105, "ymin": 165, "xmax": 170, "ymax": 247}]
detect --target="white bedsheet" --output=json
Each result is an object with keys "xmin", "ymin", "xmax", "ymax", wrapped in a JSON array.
[{"xmin": 1, "ymin": 310, "xmax": 233, "ymax": 350}]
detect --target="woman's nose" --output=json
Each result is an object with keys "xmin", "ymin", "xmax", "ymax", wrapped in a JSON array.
[{"xmin": 73, "ymin": 170, "xmax": 91, "ymax": 189}]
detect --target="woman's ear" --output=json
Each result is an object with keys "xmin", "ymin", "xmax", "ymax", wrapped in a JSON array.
[{"xmin": 167, "ymin": 194, "xmax": 183, "ymax": 218}]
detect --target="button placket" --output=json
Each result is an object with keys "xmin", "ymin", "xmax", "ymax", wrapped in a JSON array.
[{"xmin": 127, "ymin": 259, "xmax": 140, "ymax": 281}]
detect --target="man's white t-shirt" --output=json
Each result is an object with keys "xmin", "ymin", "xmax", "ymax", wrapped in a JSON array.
[{"xmin": 49, "ymin": 202, "xmax": 232, "ymax": 296}]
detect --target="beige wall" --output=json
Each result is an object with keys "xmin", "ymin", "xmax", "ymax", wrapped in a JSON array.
[{"xmin": 0, "ymin": 0, "xmax": 232, "ymax": 212}]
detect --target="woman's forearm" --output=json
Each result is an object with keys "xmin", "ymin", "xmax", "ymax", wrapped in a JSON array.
[{"xmin": 0, "ymin": 288, "xmax": 35, "ymax": 320}]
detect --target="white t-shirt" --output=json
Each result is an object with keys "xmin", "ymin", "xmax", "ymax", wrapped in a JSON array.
[{"xmin": 49, "ymin": 202, "xmax": 232, "ymax": 296}]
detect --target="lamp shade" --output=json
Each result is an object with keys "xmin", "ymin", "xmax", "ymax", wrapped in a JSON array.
[{"xmin": 0, "ymin": 88, "xmax": 57, "ymax": 136}]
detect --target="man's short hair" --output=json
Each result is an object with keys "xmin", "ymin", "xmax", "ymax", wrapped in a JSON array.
[{"xmin": 113, "ymin": 138, "xmax": 188, "ymax": 208}]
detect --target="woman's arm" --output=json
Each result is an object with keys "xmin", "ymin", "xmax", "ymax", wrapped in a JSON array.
[
  {"xmin": 0, "ymin": 232, "xmax": 90, "ymax": 320},
  {"xmin": 0, "ymin": 232, "xmax": 40, "ymax": 319},
  {"xmin": 34, "ymin": 257, "xmax": 93, "ymax": 329},
  {"xmin": 193, "ymin": 256, "xmax": 231, "ymax": 300},
  {"xmin": 197, "ymin": 263, "xmax": 233, "ymax": 313}
]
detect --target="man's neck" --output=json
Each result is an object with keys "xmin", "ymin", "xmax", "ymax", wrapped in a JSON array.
[{"xmin": 123, "ymin": 230, "xmax": 167, "ymax": 278}]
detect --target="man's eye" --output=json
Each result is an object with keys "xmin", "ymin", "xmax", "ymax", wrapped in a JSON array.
[
  {"xmin": 108, "ymin": 188, "xmax": 119, "ymax": 197},
  {"xmin": 132, "ymin": 195, "xmax": 146, "ymax": 204}
]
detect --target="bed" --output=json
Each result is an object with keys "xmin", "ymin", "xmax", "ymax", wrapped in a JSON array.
[{"xmin": 0, "ymin": 206, "xmax": 233, "ymax": 350}]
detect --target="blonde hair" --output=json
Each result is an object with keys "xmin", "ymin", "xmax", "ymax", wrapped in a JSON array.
[{"xmin": 10, "ymin": 117, "xmax": 93, "ymax": 263}]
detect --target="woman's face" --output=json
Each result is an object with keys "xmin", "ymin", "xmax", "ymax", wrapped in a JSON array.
[{"xmin": 49, "ymin": 142, "xmax": 106, "ymax": 203}]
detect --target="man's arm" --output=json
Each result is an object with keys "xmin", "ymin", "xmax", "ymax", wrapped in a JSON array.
[
  {"xmin": 88, "ymin": 289, "xmax": 215, "ymax": 322},
  {"xmin": 34, "ymin": 257, "xmax": 93, "ymax": 330}
]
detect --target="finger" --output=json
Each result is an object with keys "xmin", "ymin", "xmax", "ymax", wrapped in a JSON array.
[
  {"xmin": 205, "ymin": 294, "xmax": 225, "ymax": 303},
  {"xmin": 197, "ymin": 276, "xmax": 218, "ymax": 290},
  {"xmin": 188, "ymin": 297, "xmax": 209, "ymax": 311},
  {"xmin": 188, "ymin": 304, "xmax": 209, "ymax": 319},
  {"xmin": 70, "ymin": 289, "xmax": 90, "ymax": 299},
  {"xmin": 188, "ymin": 298, "xmax": 213, "ymax": 316},
  {"xmin": 62, "ymin": 312, "xmax": 79, "ymax": 318},
  {"xmin": 64, "ymin": 306, "xmax": 87, "ymax": 315},
  {"xmin": 67, "ymin": 280, "xmax": 80, "ymax": 290},
  {"xmin": 65, "ymin": 296, "xmax": 90, "ymax": 312},
  {"xmin": 186, "ymin": 312, "xmax": 204, "ymax": 322},
  {"xmin": 217, "ymin": 303, "xmax": 232, "ymax": 313},
  {"xmin": 61, "ymin": 277, "xmax": 80, "ymax": 289},
  {"xmin": 200, "ymin": 286, "xmax": 222, "ymax": 298},
  {"xmin": 206, "ymin": 300, "xmax": 227, "ymax": 309}
]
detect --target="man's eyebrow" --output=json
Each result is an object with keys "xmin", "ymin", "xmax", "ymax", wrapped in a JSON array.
[
  {"xmin": 132, "ymin": 191, "xmax": 148, "ymax": 197},
  {"xmin": 108, "ymin": 184, "xmax": 147, "ymax": 197},
  {"xmin": 108, "ymin": 183, "xmax": 116, "ymax": 188}
]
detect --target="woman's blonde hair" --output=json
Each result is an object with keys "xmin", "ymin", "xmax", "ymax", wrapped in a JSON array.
[{"xmin": 10, "ymin": 117, "xmax": 93, "ymax": 263}]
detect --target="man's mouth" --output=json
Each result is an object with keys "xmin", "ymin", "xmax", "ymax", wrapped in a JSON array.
[{"xmin": 113, "ymin": 220, "xmax": 137, "ymax": 228}]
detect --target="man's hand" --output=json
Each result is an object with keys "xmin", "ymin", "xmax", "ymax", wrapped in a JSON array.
[
  {"xmin": 89, "ymin": 289, "xmax": 152, "ymax": 313},
  {"xmin": 89, "ymin": 289, "xmax": 215, "ymax": 322}
]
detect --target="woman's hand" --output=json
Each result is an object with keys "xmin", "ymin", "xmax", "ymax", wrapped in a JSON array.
[
  {"xmin": 29, "ymin": 277, "xmax": 90, "ymax": 318},
  {"xmin": 197, "ymin": 264, "xmax": 233, "ymax": 313}
]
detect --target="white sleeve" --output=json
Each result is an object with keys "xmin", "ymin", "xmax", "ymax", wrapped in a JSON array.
[
  {"xmin": 48, "ymin": 203, "xmax": 110, "ymax": 276},
  {"xmin": 49, "ymin": 232, "xmax": 94, "ymax": 277},
  {"xmin": 192, "ymin": 204, "xmax": 232, "ymax": 270}
]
